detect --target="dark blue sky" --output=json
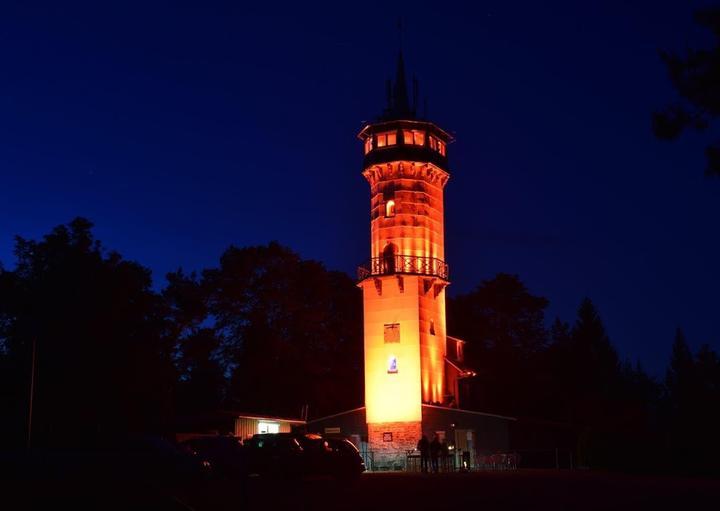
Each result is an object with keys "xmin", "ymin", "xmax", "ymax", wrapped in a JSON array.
[{"xmin": 1, "ymin": 1, "xmax": 718, "ymax": 375}]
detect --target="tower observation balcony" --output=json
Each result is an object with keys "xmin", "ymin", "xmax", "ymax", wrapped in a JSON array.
[{"xmin": 357, "ymin": 254, "xmax": 449, "ymax": 282}]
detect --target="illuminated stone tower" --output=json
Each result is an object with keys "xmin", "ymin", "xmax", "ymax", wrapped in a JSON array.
[{"xmin": 357, "ymin": 53, "xmax": 453, "ymax": 466}]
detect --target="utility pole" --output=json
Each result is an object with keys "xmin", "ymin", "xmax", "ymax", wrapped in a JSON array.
[{"xmin": 27, "ymin": 337, "xmax": 36, "ymax": 449}]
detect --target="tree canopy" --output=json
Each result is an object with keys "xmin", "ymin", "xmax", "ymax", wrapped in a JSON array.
[
  {"xmin": 1, "ymin": 219, "xmax": 719, "ymax": 474},
  {"xmin": 653, "ymin": 7, "xmax": 720, "ymax": 176}
]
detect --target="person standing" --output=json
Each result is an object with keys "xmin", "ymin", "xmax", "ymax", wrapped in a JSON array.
[
  {"xmin": 440, "ymin": 438, "xmax": 450, "ymax": 471},
  {"xmin": 430, "ymin": 434, "xmax": 441, "ymax": 473},
  {"xmin": 417, "ymin": 435, "xmax": 430, "ymax": 473}
]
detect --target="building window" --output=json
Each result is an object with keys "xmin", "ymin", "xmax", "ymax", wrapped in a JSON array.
[
  {"xmin": 387, "ymin": 355, "xmax": 398, "ymax": 373},
  {"xmin": 376, "ymin": 131, "xmax": 397, "ymax": 148},
  {"xmin": 430, "ymin": 320, "xmax": 435, "ymax": 335},
  {"xmin": 428, "ymin": 136, "xmax": 446, "ymax": 156},
  {"xmin": 385, "ymin": 200, "xmax": 396, "ymax": 217},
  {"xmin": 258, "ymin": 422, "xmax": 280, "ymax": 434},
  {"xmin": 364, "ymin": 138, "xmax": 373, "ymax": 154},
  {"xmin": 384, "ymin": 323, "xmax": 400, "ymax": 343},
  {"xmin": 403, "ymin": 130, "xmax": 425, "ymax": 146}
]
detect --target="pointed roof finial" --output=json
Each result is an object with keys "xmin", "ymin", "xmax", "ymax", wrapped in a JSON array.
[
  {"xmin": 379, "ymin": 19, "xmax": 417, "ymax": 120},
  {"xmin": 397, "ymin": 17, "xmax": 403, "ymax": 52},
  {"xmin": 393, "ymin": 51, "xmax": 410, "ymax": 115}
]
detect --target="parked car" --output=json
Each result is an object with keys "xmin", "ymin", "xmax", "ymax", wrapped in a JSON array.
[
  {"xmin": 244, "ymin": 433, "xmax": 365, "ymax": 479},
  {"xmin": 180, "ymin": 435, "xmax": 247, "ymax": 479},
  {"xmin": 243, "ymin": 433, "xmax": 305, "ymax": 478},
  {"xmin": 325, "ymin": 437, "xmax": 366, "ymax": 478}
]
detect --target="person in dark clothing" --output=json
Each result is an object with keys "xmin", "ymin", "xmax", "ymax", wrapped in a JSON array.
[
  {"xmin": 417, "ymin": 435, "xmax": 430, "ymax": 473},
  {"xmin": 430, "ymin": 434, "xmax": 441, "ymax": 473},
  {"xmin": 440, "ymin": 438, "xmax": 450, "ymax": 471}
]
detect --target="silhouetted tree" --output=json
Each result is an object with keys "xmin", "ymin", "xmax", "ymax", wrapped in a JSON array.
[
  {"xmin": 0, "ymin": 218, "xmax": 176, "ymax": 447},
  {"xmin": 164, "ymin": 270, "xmax": 225, "ymax": 415},
  {"xmin": 664, "ymin": 329, "xmax": 720, "ymax": 473},
  {"xmin": 203, "ymin": 242, "xmax": 363, "ymax": 419},
  {"xmin": 653, "ymin": 7, "xmax": 720, "ymax": 176},
  {"xmin": 448, "ymin": 273, "xmax": 549, "ymax": 416}
]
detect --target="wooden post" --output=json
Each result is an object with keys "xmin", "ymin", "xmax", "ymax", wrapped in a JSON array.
[{"xmin": 27, "ymin": 338, "xmax": 36, "ymax": 449}]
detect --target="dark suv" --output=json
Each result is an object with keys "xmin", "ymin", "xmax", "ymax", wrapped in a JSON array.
[{"xmin": 245, "ymin": 433, "xmax": 365, "ymax": 479}]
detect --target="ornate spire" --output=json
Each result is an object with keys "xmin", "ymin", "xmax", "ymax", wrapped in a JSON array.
[{"xmin": 382, "ymin": 51, "xmax": 416, "ymax": 120}]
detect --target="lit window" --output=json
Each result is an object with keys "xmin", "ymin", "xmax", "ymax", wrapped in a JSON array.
[
  {"xmin": 364, "ymin": 138, "xmax": 372, "ymax": 154},
  {"xmin": 429, "ymin": 136, "xmax": 437, "ymax": 151},
  {"xmin": 258, "ymin": 422, "xmax": 280, "ymax": 434},
  {"xmin": 385, "ymin": 200, "xmax": 396, "ymax": 217},
  {"xmin": 402, "ymin": 130, "xmax": 425, "ymax": 146},
  {"xmin": 384, "ymin": 323, "xmax": 400, "ymax": 343},
  {"xmin": 438, "ymin": 140, "xmax": 446, "ymax": 156},
  {"xmin": 388, "ymin": 355, "xmax": 398, "ymax": 373},
  {"xmin": 376, "ymin": 131, "xmax": 397, "ymax": 148}
]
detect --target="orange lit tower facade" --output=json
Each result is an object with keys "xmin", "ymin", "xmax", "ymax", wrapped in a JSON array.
[{"xmin": 357, "ymin": 54, "xmax": 455, "ymax": 465}]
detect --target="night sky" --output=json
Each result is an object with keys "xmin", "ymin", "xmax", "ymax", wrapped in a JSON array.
[{"xmin": 1, "ymin": 1, "xmax": 718, "ymax": 375}]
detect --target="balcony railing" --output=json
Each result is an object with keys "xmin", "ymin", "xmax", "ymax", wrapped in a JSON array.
[{"xmin": 357, "ymin": 254, "xmax": 449, "ymax": 281}]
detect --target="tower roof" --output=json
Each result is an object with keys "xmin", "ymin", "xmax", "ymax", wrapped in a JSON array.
[{"xmin": 381, "ymin": 51, "xmax": 417, "ymax": 120}]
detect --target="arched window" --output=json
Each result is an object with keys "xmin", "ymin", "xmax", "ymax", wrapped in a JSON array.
[{"xmin": 385, "ymin": 200, "xmax": 396, "ymax": 218}]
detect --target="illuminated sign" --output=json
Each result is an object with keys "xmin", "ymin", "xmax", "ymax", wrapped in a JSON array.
[{"xmin": 388, "ymin": 355, "xmax": 398, "ymax": 374}]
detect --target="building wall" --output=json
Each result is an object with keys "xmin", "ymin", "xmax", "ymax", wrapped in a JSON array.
[
  {"xmin": 418, "ymin": 278, "xmax": 446, "ymax": 404},
  {"xmin": 362, "ymin": 275, "xmax": 423, "ymax": 424},
  {"xmin": 234, "ymin": 417, "xmax": 292, "ymax": 441},
  {"xmin": 305, "ymin": 408, "xmax": 368, "ymax": 439},
  {"xmin": 421, "ymin": 405, "xmax": 513, "ymax": 455},
  {"xmin": 366, "ymin": 161, "xmax": 448, "ymax": 261},
  {"xmin": 368, "ymin": 421, "xmax": 421, "ymax": 470}
]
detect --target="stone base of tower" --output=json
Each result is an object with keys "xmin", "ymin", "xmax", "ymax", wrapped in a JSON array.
[{"xmin": 368, "ymin": 421, "xmax": 421, "ymax": 470}]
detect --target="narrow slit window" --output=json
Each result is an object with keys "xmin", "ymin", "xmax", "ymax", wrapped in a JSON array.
[
  {"xmin": 364, "ymin": 138, "xmax": 373, "ymax": 154},
  {"xmin": 430, "ymin": 320, "xmax": 436, "ymax": 335}
]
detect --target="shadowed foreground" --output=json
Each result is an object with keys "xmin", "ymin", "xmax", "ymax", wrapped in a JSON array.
[
  {"xmin": 5, "ymin": 467, "xmax": 720, "ymax": 510},
  {"xmin": 185, "ymin": 470, "xmax": 719, "ymax": 511}
]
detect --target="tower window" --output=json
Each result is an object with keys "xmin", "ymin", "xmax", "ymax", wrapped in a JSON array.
[
  {"xmin": 387, "ymin": 355, "xmax": 398, "ymax": 374},
  {"xmin": 376, "ymin": 131, "xmax": 397, "ymax": 148},
  {"xmin": 385, "ymin": 200, "xmax": 396, "ymax": 217},
  {"xmin": 428, "ymin": 136, "xmax": 447, "ymax": 156},
  {"xmin": 384, "ymin": 323, "xmax": 400, "ymax": 343},
  {"xmin": 364, "ymin": 138, "xmax": 373, "ymax": 154},
  {"xmin": 403, "ymin": 130, "xmax": 425, "ymax": 146},
  {"xmin": 430, "ymin": 320, "xmax": 436, "ymax": 336}
]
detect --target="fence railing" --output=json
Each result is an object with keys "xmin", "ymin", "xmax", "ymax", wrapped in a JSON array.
[{"xmin": 357, "ymin": 255, "xmax": 449, "ymax": 281}]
